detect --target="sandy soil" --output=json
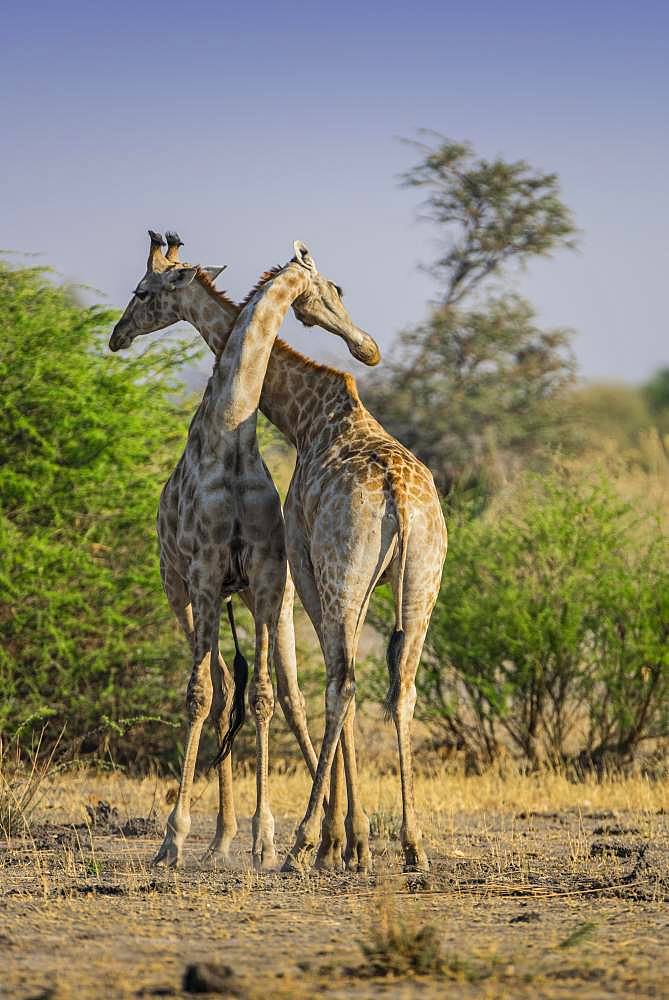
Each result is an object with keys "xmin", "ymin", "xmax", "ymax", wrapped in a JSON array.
[{"xmin": 1, "ymin": 771, "xmax": 668, "ymax": 999}]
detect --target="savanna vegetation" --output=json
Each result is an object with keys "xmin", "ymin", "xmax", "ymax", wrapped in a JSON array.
[
  {"xmin": 0, "ymin": 262, "xmax": 198, "ymax": 766},
  {"xmin": 1, "ymin": 135, "xmax": 668, "ymax": 778},
  {"xmin": 2, "ymin": 135, "xmax": 669, "ymax": 1000}
]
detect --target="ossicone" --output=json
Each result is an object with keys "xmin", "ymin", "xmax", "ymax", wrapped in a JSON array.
[{"xmin": 165, "ymin": 230, "xmax": 184, "ymax": 263}]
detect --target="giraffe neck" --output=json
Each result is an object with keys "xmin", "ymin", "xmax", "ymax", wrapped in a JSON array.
[
  {"xmin": 259, "ymin": 344, "xmax": 361, "ymax": 451},
  {"xmin": 210, "ymin": 264, "xmax": 309, "ymax": 431},
  {"xmin": 185, "ymin": 271, "xmax": 362, "ymax": 450},
  {"xmin": 181, "ymin": 276, "xmax": 238, "ymax": 354}
]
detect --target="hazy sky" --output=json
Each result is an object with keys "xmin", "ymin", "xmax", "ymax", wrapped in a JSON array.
[{"xmin": 3, "ymin": 0, "xmax": 667, "ymax": 383}]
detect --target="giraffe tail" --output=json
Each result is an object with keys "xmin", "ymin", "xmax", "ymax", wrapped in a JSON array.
[
  {"xmin": 383, "ymin": 484, "xmax": 412, "ymax": 719},
  {"xmin": 212, "ymin": 598, "xmax": 249, "ymax": 767}
]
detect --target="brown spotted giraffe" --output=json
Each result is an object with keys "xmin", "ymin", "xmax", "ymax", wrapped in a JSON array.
[
  {"xmin": 110, "ymin": 233, "xmax": 375, "ymax": 868},
  {"xmin": 112, "ymin": 231, "xmax": 447, "ymax": 873},
  {"xmin": 280, "ymin": 317, "xmax": 447, "ymax": 874}
]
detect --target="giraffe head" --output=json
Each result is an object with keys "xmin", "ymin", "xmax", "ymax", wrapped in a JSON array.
[
  {"xmin": 289, "ymin": 241, "xmax": 381, "ymax": 366},
  {"xmin": 109, "ymin": 230, "xmax": 226, "ymax": 351}
]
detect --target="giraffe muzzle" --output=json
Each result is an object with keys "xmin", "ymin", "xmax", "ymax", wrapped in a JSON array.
[
  {"xmin": 109, "ymin": 323, "xmax": 132, "ymax": 351},
  {"xmin": 348, "ymin": 328, "xmax": 381, "ymax": 366}
]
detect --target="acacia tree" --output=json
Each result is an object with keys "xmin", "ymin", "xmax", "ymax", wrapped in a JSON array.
[
  {"xmin": 368, "ymin": 295, "xmax": 575, "ymax": 493},
  {"xmin": 363, "ymin": 134, "xmax": 578, "ymax": 494},
  {"xmin": 402, "ymin": 132, "xmax": 576, "ymax": 306}
]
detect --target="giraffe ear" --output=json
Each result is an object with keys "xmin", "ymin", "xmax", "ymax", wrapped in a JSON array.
[
  {"xmin": 165, "ymin": 266, "xmax": 198, "ymax": 290},
  {"xmin": 293, "ymin": 241, "xmax": 318, "ymax": 273},
  {"xmin": 202, "ymin": 265, "xmax": 227, "ymax": 282}
]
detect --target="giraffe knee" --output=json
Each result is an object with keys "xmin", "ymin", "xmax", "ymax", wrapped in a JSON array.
[
  {"xmin": 248, "ymin": 675, "xmax": 275, "ymax": 723},
  {"xmin": 325, "ymin": 675, "xmax": 355, "ymax": 715},
  {"xmin": 186, "ymin": 666, "xmax": 213, "ymax": 722},
  {"xmin": 249, "ymin": 688, "xmax": 275, "ymax": 724}
]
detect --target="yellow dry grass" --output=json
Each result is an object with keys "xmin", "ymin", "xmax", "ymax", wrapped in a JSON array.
[
  {"xmin": 36, "ymin": 765, "xmax": 669, "ymax": 828},
  {"xmin": 2, "ymin": 764, "xmax": 667, "ymax": 1000}
]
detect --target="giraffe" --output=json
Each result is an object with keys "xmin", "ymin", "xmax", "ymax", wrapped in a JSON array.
[
  {"xmin": 111, "ymin": 231, "xmax": 319, "ymax": 866},
  {"xmin": 111, "ymin": 231, "xmax": 447, "ymax": 873},
  {"xmin": 109, "ymin": 232, "xmax": 376, "ymax": 869}
]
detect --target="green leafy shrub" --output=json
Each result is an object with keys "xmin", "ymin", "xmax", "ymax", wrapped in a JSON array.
[
  {"xmin": 372, "ymin": 465, "xmax": 669, "ymax": 770},
  {"xmin": 0, "ymin": 260, "xmax": 201, "ymax": 766}
]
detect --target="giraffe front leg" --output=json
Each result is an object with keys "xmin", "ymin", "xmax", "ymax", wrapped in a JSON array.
[
  {"xmin": 249, "ymin": 614, "xmax": 277, "ymax": 871},
  {"xmin": 282, "ymin": 634, "xmax": 356, "ymax": 872},
  {"xmin": 201, "ymin": 652, "xmax": 237, "ymax": 865},
  {"xmin": 340, "ymin": 700, "xmax": 371, "ymax": 873},
  {"xmin": 153, "ymin": 649, "xmax": 213, "ymax": 868},
  {"xmin": 315, "ymin": 742, "xmax": 345, "ymax": 872},
  {"xmin": 153, "ymin": 587, "xmax": 219, "ymax": 869}
]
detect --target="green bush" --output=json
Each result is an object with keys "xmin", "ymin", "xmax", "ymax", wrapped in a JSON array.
[
  {"xmin": 0, "ymin": 260, "xmax": 201, "ymax": 766},
  {"xmin": 372, "ymin": 466, "xmax": 669, "ymax": 770}
]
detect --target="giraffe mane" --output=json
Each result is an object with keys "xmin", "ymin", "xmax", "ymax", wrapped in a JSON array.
[
  {"xmin": 194, "ymin": 267, "xmax": 239, "ymax": 314},
  {"xmin": 236, "ymin": 265, "xmax": 285, "ymax": 311},
  {"xmin": 272, "ymin": 338, "xmax": 357, "ymax": 390}
]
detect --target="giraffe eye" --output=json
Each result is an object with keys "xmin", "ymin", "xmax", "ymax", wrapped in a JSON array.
[{"xmin": 134, "ymin": 288, "xmax": 149, "ymax": 302}]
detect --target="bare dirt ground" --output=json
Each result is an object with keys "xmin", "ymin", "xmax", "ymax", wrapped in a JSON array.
[{"xmin": 1, "ymin": 769, "xmax": 668, "ymax": 999}]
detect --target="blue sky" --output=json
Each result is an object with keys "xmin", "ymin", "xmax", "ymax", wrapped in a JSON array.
[{"xmin": 2, "ymin": 0, "xmax": 667, "ymax": 382}]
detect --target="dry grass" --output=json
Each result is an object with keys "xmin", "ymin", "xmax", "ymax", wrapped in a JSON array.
[
  {"xmin": 32, "ymin": 764, "xmax": 669, "ymax": 830},
  {"xmin": 1, "ymin": 763, "xmax": 667, "ymax": 999},
  {"xmin": 0, "ymin": 729, "xmax": 64, "ymax": 838},
  {"xmin": 357, "ymin": 890, "xmax": 446, "ymax": 977}
]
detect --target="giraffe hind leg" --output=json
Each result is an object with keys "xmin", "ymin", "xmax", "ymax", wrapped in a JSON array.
[
  {"xmin": 386, "ymin": 534, "xmax": 445, "ymax": 873},
  {"xmin": 282, "ymin": 607, "xmax": 367, "ymax": 872},
  {"xmin": 273, "ymin": 570, "xmax": 320, "ymax": 779}
]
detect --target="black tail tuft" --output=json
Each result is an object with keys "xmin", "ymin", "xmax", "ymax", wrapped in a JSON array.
[
  {"xmin": 211, "ymin": 601, "xmax": 249, "ymax": 769},
  {"xmin": 383, "ymin": 628, "xmax": 405, "ymax": 720},
  {"xmin": 212, "ymin": 648, "xmax": 248, "ymax": 767}
]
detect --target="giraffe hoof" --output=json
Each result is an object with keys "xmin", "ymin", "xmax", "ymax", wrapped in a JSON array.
[
  {"xmin": 151, "ymin": 846, "xmax": 181, "ymax": 869},
  {"xmin": 200, "ymin": 846, "xmax": 232, "ymax": 868},
  {"xmin": 345, "ymin": 857, "xmax": 371, "ymax": 875},
  {"xmin": 151, "ymin": 830, "xmax": 184, "ymax": 868},
  {"xmin": 344, "ymin": 848, "xmax": 372, "ymax": 874},
  {"xmin": 281, "ymin": 848, "xmax": 313, "ymax": 873},
  {"xmin": 201, "ymin": 831, "xmax": 236, "ymax": 865},
  {"xmin": 344, "ymin": 830, "xmax": 371, "ymax": 873},
  {"xmin": 402, "ymin": 847, "xmax": 429, "ymax": 873},
  {"xmin": 253, "ymin": 850, "xmax": 278, "ymax": 872},
  {"xmin": 315, "ymin": 843, "xmax": 344, "ymax": 872}
]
